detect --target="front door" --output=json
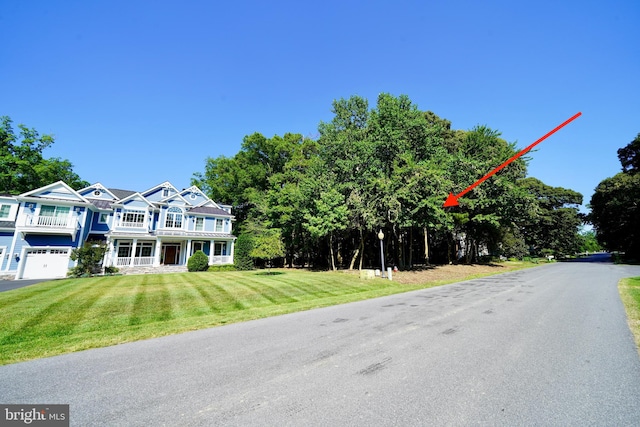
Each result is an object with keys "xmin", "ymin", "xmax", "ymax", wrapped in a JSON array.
[{"xmin": 162, "ymin": 245, "xmax": 180, "ymax": 265}]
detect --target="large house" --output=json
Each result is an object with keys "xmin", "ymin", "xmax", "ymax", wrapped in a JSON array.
[{"xmin": 0, "ymin": 181, "xmax": 235, "ymax": 280}]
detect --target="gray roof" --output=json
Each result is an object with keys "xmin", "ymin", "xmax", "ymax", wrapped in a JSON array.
[
  {"xmin": 88, "ymin": 199, "xmax": 114, "ymax": 209},
  {"xmin": 189, "ymin": 206, "xmax": 232, "ymax": 216},
  {"xmin": 108, "ymin": 188, "xmax": 137, "ymax": 200}
]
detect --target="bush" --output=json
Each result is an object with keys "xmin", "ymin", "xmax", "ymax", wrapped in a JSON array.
[
  {"xmin": 187, "ymin": 250, "xmax": 210, "ymax": 272},
  {"xmin": 68, "ymin": 240, "xmax": 108, "ymax": 278}
]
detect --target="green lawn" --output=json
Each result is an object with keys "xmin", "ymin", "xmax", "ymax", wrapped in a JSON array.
[
  {"xmin": 1, "ymin": 266, "xmax": 532, "ymax": 365},
  {"xmin": 619, "ymin": 276, "xmax": 640, "ymax": 353}
]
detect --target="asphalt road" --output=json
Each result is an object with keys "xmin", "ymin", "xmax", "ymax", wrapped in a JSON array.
[{"xmin": 2, "ymin": 255, "xmax": 640, "ymax": 426}]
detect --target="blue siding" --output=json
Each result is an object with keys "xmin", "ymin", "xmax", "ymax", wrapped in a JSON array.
[{"xmin": 25, "ymin": 235, "xmax": 74, "ymax": 247}]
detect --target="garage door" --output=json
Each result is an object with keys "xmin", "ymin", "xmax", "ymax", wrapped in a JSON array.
[{"xmin": 22, "ymin": 248, "xmax": 70, "ymax": 279}]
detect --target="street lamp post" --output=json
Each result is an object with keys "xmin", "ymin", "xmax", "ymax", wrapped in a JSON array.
[{"xmin": 378, "ymin": 229, "xmax": 385, "ymax": 278}]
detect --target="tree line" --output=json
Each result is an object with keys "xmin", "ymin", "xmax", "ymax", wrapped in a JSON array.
[
  {"xmin": 191, "ymin": 94, "xmax": 591, "ymax": 270},
  {"xmin": 589, "ymin": 133, "xmax": 640, "ymax": 261}
]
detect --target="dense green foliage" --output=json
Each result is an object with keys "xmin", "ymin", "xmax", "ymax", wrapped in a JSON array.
[
  {"xmin": 68, "ymin": 240, "xmax": 108, "ymax": 277},
  {"xmin": 0, "ymin": 116, "xmax": 88, "ymax": 194},
  {"xmin": 590, "ymin": 133, "xmax": 640, "ymax": 260},
  {"xmin": 187, "ymin": 250, "xmax": 210, "ymax": 272},
  {"xmin": 233, "ymin": 233, "xmax": 255, "ymax": 270},
  {"xmin": 193, "ymin": 93, "xmax": 586, "ymax": 267}
]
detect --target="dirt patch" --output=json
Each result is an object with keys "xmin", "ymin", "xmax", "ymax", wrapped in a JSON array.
[{"xmin": 390, "ymin": 263, "xmax": 519, "ymax": 285}]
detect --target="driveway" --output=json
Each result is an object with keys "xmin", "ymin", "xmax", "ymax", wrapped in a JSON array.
[
  {"xmin": 0, "ymin": 279, "xmax": 49, "ymax": 292},
  {"xmin": 2, "ymin": 258, "xmax": 640, "ymax": 425}
]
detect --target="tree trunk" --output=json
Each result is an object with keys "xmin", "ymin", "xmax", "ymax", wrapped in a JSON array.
[
  {"xmin": 423, "ymin": 226, "xmax": 430, "ymax": 265},
  {"xmin": 329, "ymin": 233, "xmax": 337, "ymax": 271},
  {"xmin": 349, "ymin": 228, "xmax": 363, "ymax": 270}
]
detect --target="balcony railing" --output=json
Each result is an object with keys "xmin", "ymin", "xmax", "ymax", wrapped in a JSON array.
[
  {"xmin": 211, "ymin": 255, "xmax": 232, "ymax": 265},
  {"xmin": 19, "ymin": 215, "xmax": 74, "ymax": 229},
  {"xmin": 116, "ymin": 256, "xmax": 155, "ymax": 266},
  {"xmin": 119, "ymin": 221, "xmax": 146, "ymax": 228}
]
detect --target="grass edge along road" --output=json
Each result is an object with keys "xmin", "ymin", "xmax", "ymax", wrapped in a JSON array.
[
  {"xmin": 619, "ymin": 276, "xmax": 640, "ymax": 354},
  {"xmin": 0, "ymin": 262, "xmax": 539, "ymax": 365}
]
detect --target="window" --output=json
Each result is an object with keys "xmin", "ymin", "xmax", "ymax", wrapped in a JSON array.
[
  {"xmin": 135, "ymin": 242, "xmax": 153, "ymax": 257},
  {"xmin": 215, "ymin": 218, "xmax": 223, "ymax": 232},
  {"xmin": 117, "ymin": 242, "xmax": 132, "ymax": 257},
  {"xmin": 162, "ymin": 188, "xmax": 170, "ymax": 198},
  {"xmin": 0, "ymin": 205, "xmax": 10, "ymax": 219},
  {"xmin": 214, "ymin": 242, "xmax": 226, "ymax": 256},
  {"xmin": 193, "ymin": 241, "xmax": 204, "ymax": 253},
  {"xmin": 122, "ymin": 210, "xmax": 145, "ymax": 227},
  {"xmin": 40, "ymin": 205, "xmax": 70, "ymax": 218},
  {"xmin": 93, "ymin": 190, "xmax": 101, "ymax": 196},
  {"xmin": 98, "ymin": 213, "xmax": 108, "ymax": 224},
  {"xmin": 195, "ymin": 217, "xmax": 203, "ymax": 231},
  {"xmin": 165, "ymin": 207, "xmax": 183, "ymax": 228}
]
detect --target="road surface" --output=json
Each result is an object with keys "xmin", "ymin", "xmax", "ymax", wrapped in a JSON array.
[{"xmin": 2, "ymin": 255, "xmax": 640, "ymax": 426}]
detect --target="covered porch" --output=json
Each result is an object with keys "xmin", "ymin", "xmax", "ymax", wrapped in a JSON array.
[{"xmin": 105, "ymin": 233, "xmax": 235, "ymax": 268}]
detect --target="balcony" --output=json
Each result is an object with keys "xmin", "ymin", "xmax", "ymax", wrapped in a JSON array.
[{"xmin": 18, "ymin": 214, "xmax": 78, "ymax": 237}]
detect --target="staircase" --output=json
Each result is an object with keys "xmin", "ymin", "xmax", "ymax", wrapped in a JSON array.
[{"xmin": 117, "ymin": 265, "xmax": 188, "ymax": 275}]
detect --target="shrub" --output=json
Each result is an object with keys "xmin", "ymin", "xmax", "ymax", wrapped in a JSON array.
[
  {"xmin": 187, "ymin": 250, "xmax": 210, "ymax": 272},
  {"xmin": 234, "ymin": 233, "xmax": 255, "ymax": 270},
  {"xmin": 68, "ymin": 240, "xmax": 108, "ymax": 278}
]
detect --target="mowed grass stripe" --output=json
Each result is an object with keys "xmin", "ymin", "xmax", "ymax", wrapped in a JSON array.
[{"xmin": 0, "ymin": 278, "xmax": 110, "ymax": 345}]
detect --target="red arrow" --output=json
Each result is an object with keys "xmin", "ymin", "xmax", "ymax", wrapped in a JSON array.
[{"xmin": 443, "ymin": 112, "xmax": 582, "ymax": 208}]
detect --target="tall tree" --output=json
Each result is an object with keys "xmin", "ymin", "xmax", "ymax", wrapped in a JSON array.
[
  {"xmin": 519, "ymin": 177, "xmax": 583, "ymax": 257},
  {"xmin": 590, "ymin": 134, "xmax": 640, "ymax": 259},
  {"xmin": 0, "ymin": 116, "xmax": 88, "ymax": 193}
]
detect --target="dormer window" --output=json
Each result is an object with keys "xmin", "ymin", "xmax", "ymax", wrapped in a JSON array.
[{"xmin": 165, "ymin": 207, "xmax": 183, "ymax": 228}]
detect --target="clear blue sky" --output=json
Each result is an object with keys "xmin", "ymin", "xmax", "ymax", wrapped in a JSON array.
[{"xmin": 2, "ymin": 0, "xmax": 638, "ymax": 212}]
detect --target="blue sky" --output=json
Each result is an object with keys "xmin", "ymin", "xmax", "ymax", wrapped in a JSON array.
[{"xmin": 2, "ymin": 0, "xmax": 638, "ymax": 212}]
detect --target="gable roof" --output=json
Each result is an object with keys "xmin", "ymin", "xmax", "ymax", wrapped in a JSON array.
[
  {"xmin": 18, "ymin": 180, "xmax": 90, "ymax": 204},
  {"xmin": 112, "ymin": 192, "xmax": 156, "ymax": 209},
  {"xmin": 106, "ymin": 188, "xmax": 135, "ymax": 200},
  {"xmin": 78, "ymin": 183, "xmax": 120, "ymax": 200}
]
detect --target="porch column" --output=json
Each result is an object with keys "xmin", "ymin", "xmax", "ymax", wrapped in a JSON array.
[
  {"xmin": 187, "ymin": 239, "xmax": 192, "ymax": 259},
  {"xmin": 154, "ymin": 239, "xmax": 162, "ymax": 266},
  {"xmin": 130, "ymin": 238, "xmax": 138, "ymax": 267},
  {"xmin": 105, "ymin": 238, "xmax": 114, "ymax": 267},
  {"xmin": 209, "ymin": 240, "xmax": 214, "ymax": 264},
  {"xmin": 229, "ymin": 239, "xmax": 235, "ymax": 265}
]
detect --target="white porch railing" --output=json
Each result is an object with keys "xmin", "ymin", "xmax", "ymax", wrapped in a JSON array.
[
  {"xmin": 119, "ymin": 221, "xmax": 146, "ymax": 228},
  {"xmin": 116, "ymin": 256, "xmax": 155, "ymax": 266},
  {"xmin": 37, "ymin": 215, "xmax": 70, "ymax": 227},
  {"xmin": 211, "ymin": 255, "xmax": 232, "ymax": 264}
]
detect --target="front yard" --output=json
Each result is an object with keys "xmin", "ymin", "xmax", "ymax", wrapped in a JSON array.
[{"xmin": 0, "ymin": 262, "xmax": 536, "ymax": 365}]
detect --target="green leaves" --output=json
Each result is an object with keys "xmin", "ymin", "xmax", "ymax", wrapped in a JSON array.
[{"xmin": 0, "ymin": 116, "xmax": 88, "ymax": 194}]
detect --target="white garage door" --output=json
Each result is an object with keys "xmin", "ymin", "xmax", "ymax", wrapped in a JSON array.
[{"xmin": 22, "ymin": 248, "xmax": 70, "ymax": 279}]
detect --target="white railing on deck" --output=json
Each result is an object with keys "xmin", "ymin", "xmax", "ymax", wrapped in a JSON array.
[
  {"xmin": 36, "ymin": 216, "xmax": 70, "ymax": 227},
  {"xmin": 211, "ymin": 256, "xmax": 232, "ymax": 264},
  {"xmin": 120, "ymin": 221, "xmax": 146, "ymax": 228}
]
